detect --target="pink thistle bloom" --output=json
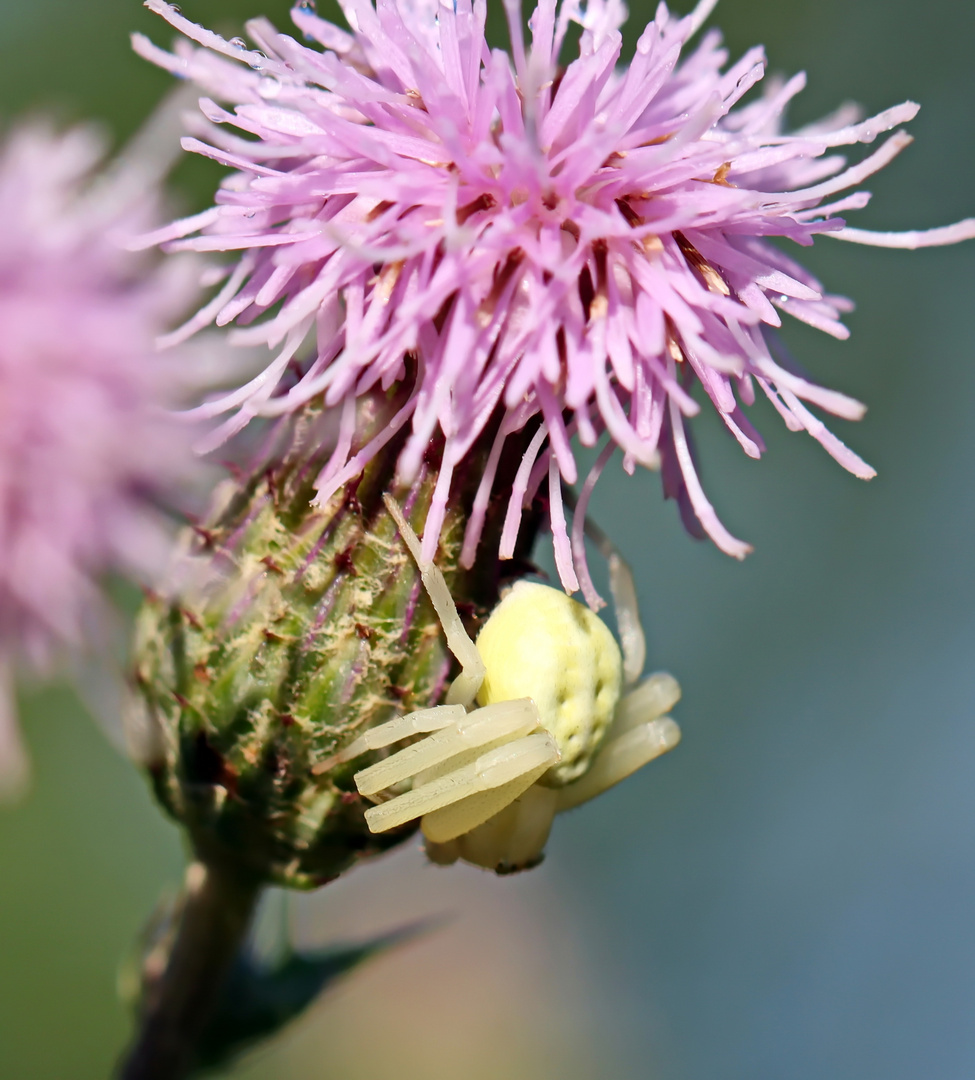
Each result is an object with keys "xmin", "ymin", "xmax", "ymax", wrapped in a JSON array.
[
  {"xmin": 135, "ymin": 0, "xmax": 975, "ymax": 603},
  {"xmin": 0, "ymin": 117, "xmax": 206, "ymax": 797}
]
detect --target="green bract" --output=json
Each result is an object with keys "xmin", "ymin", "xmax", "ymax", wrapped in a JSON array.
[{"xmin": 131, "ymin": 394, "xmax": 507, "ymax": 888}]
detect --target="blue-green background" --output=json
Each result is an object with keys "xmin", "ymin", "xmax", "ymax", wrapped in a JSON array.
[{"xmin": 2, "ymin": 1, "xmax": 974, "ymax": 1077}]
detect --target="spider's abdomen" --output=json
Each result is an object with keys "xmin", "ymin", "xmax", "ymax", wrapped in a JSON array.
[{"xmin": 474, "ymin": 581, "xmax": 622, "ymax": 786}]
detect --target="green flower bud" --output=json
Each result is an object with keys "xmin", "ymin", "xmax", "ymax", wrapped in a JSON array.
[{"xmin": 131, "ymin": 391, "xmax": 529, "ymax": 888}]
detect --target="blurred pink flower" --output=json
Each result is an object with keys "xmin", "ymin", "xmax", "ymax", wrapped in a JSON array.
[
  {"xmin": 0, "ymin": 118, "xmax": 204, "ymax": 797},
  {"xmin": 136, "ymin": 0, "xmax": 975, "ymax": 601}
]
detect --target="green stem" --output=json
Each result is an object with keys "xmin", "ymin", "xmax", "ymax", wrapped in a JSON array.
[{"xmin": 117, "ymin": 861, "xmax": 262, "ymax": 1080}]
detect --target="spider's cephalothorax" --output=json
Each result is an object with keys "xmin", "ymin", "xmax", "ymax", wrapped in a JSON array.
[{"xmin": 329, "ymin": 496, "xmax": 681, "ymax": 874}]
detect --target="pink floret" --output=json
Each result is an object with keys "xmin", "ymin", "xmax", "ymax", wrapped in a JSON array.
[
  {"xmin": 136, "ymin": 0, "xmax": 975, "ymax": 604},
  {"xmin": 0, "ymin": 120, "xmax": 204, "ymax": 793}
]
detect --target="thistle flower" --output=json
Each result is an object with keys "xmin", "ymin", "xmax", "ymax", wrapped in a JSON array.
[
  {"xmin": 0, "ymin": 117, "xmax": 205, "ymax": 798},
  {"xmin": 135, "ymin": 0, "xmax": 975, "ymax": 606}
]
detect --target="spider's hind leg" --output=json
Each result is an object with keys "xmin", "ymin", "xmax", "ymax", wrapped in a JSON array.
[
  {"xmin": 556, "ymin": 673, "xmax": 682, "ymax": 814},
  {"xmin": 578, "ymin": 511, "xmax": 646, "ymax": 688},
  {"xmin": 425, "ymin": 783, "xmax": 560, "ymax": 873}
]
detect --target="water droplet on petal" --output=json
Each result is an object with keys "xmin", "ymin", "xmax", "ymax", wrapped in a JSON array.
[
  {"xmin": 244, "ymin": 211, "xmax": 257, "ymax": 219},
  {"xmin": 258, "ymin": 77, "xmax": 281, "ymax": 99},
  {"xmin": 170, "ymin": 3, "xmax": 182, "ymax": 11},
  {"xmin": 298, "ymin": 0, "xmax": 317, "ymax": 11},
  {"xmin": 229, "ymin": 37, "xmax": 247, "ymax": 49},
  {"xmin": 250, "ymin": 49, "xmax": 268, "ymax": 70}
]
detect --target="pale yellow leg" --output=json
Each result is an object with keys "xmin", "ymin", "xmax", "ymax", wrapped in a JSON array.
[
  {"xmin": 609, "ymin": 672, "xmax": 681, "ymax": 739},
  {"xmin": 364, "ymin": 731, "xmax": 559, "ymax": 833},
  {"xmin": 383, "ymin": 494, "xmax": 485, "ymax": 708},
  {"xmin": 312, "ymin": 704, "xmax": 467, "ymax": 776},
  {"xmin": 444, "ymin": 785, "xmax": 560, "ymax": 872},
  {"xmin": 420, "ymin": 761, "xmax": 554, "ymax": 844},
  {"xmin": 423, "ymin": 836, "xmax": 462, "ymax": 866},
  {"xmin": 354, "ymin": 698, "xmax": 539, "ymax": 796},
  {"xmin": 555, "ymin": 717, "xmax": 680, "ymax": 813},
  {"xmin": 349, "ymin": 704, "xmax": 467, "ymax": 752},
  {"xmin": 579, "ymin": 513, "xmax": 646, "ymax": 686},
  {"xmin": 311, "ymin": 704, "xmax": 466, "ymax": 776}
]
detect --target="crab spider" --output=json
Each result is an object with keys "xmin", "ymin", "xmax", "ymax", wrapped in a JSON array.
[{"xmin": 331, "ymin": 495, "xmax": 682, "ymax": 874}]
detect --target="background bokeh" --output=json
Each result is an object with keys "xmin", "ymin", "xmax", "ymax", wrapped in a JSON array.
[{"xmin": 2, "ymin": 1, "xmax": 974, "ymax": 1077}]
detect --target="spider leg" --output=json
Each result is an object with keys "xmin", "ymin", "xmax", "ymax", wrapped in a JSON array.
[
  {"xmin": 312, "ymin": 704, "xmax": 466, "ymax": 774},
  {"xmin": 354, "ymin": 698, "xmax": 539, "ymax": 796},
  {"xmin": 555, "ymin": 718, "xmax": 679, "ymax": 813},
  {"xmin": 579, "ymin": 513, "xmax": 646, "ymax": 688},
  {"xmin": 352, "ymin": 704, "xmax": 467, "ymax": 751},
  {"xmin": 364, "ymin": 730, "xmax": 559, "ymax": 834},
  {"xmin": 424, "ymin": 780, "xmax": 560, "ymax": 858},
  {"xmin": 609, "ymin": 672, "xmax": 681, "ymax": 739},
  {"xmin": 555, "ymin": 673, "xmax": 681, "ymax": 813},
  {"xmin": 384, "ymin": 494, "xmax": 485, "ymax": 708}
]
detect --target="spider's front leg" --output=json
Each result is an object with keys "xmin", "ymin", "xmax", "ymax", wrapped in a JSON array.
[
  {"xmin": 364, "ymin": 709, "xmax": 559, "ymax": 836},
  {"xmin": 382, "ymin": 494, "xmax": 484, "ymax": 708}
]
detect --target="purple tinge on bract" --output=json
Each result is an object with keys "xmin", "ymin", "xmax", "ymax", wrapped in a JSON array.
[{"xmin": 135, "ymin": 0, "xmax": 975, "ymax": 604}]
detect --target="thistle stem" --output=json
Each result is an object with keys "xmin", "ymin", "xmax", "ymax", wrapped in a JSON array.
[{"xmin": 117, "ymin": 860, "xmax": 262, "ymax": 1080}]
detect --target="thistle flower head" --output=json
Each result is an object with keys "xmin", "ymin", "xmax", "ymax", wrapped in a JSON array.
[
  {"xmin": 0, "ymin": 118, "xmax": 205, "ymax": 796},
  {"xmin": 136, "ymin": 0, "xmax": 975, "ymax": 604}
]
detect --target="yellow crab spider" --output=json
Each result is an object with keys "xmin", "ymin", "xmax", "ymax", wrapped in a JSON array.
[{"xmin": 331, "ymin": 494, "xmax": 682, "ymax": 873}]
